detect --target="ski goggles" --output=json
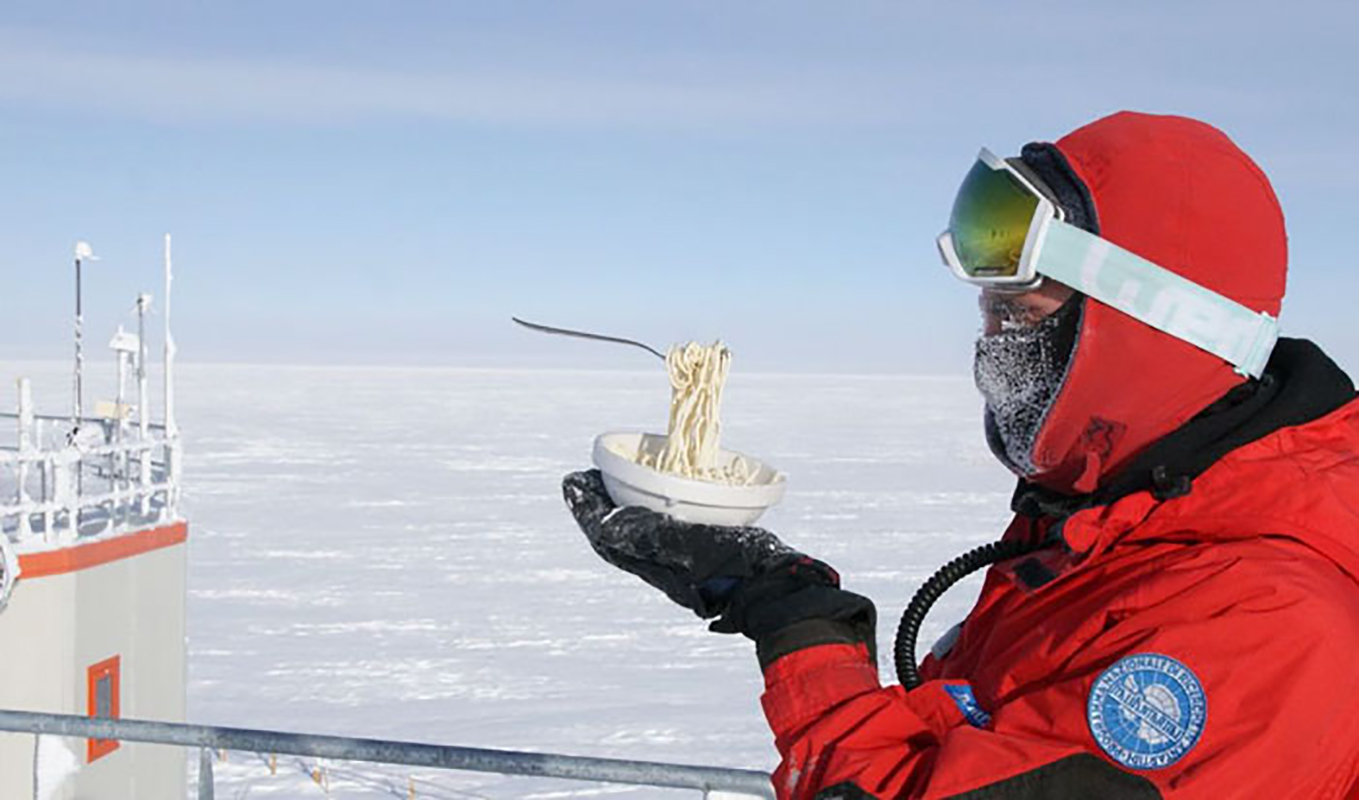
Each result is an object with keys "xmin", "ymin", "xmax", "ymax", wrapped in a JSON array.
[{"xmin": 937, "ymin": 148, "xmax": 1280, "ymax": 378}]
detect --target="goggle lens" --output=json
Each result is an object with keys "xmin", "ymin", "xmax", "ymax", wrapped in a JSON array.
[{"xmin": 947, "ymin": 159, "xmax": 1040, "ymax": 279}]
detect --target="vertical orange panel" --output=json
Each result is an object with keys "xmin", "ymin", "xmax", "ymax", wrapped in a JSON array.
[{"xmin": 86, "ymin": 655, "xmax": 121, "ymax": 762}]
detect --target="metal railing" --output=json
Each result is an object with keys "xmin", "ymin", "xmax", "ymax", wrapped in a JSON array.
[
  {"xmin": 0, "ymin": 709, "xmax": 775, "ymax": 799},
  {"xmin": 0, "ymin": 396, "xmax": 181, "ymax": 545}
]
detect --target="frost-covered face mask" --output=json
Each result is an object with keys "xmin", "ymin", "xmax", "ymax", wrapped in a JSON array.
[{"xmin": 974, "ymin": 295, "xmax": 1082, "ymax": 476}]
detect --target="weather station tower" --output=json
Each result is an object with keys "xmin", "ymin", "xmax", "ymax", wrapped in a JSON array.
[{"xmin": 0, "ymin": 238, "xmax": 186, "ymax": 799}]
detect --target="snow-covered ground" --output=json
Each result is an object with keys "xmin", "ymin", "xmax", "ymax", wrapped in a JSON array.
[{"xmin": 11, "ymin": 361, "xmax": 1017, "ymax": 798}]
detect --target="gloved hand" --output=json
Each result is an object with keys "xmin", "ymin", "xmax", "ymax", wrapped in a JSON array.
[{"xmin": 563, "ymin": 470, "xmax": 877, "ymax": 667}]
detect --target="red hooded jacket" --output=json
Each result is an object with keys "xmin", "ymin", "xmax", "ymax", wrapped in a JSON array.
[{"xmin": 757, "ymin": 114, "xmax": 1359, "ymax": 798}]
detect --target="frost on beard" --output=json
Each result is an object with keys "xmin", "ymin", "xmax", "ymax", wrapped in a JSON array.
[{"xmin": 973, "ymin": 304, "xmax": 1078, "ymax": 476}]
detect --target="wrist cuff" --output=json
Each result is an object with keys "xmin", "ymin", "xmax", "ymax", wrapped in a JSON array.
[{"xmin": 757, "ymin": 618, "xmax": 870, "ymax": 670}]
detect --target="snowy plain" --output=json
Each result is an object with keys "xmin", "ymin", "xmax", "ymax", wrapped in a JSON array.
[{"xmin": 11, "ymin": 361, "xmax": 1016, "ymax": 798}]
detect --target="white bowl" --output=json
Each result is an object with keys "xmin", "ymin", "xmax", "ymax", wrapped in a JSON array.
[{"xmin": 591, "ymin": 431, "xmax": 787, "ymax": 526}]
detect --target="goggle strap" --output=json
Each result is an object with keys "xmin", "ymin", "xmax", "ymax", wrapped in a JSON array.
[{"xmin": 1038, "ymin": 220, "xmax": 1279, "ymax": 379}]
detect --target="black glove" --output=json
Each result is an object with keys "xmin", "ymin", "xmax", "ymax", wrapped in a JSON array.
[{"xmin": 563, "ymin": 470, "xmax": 877, "ymax": 667}]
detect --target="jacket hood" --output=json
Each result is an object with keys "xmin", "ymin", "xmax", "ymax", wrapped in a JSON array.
[
  {"xmin": 1023, "ymin": 111, "xmax": 1288, "ymax": 494},
  {"xmin": 1015, "ymin": 337, "xmax": 1356, "ymax": 518}
]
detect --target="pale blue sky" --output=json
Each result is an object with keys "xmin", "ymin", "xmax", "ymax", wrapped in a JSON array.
[{"xmin": 3, "ymin": 1, "xmax": 1357, "ymax": 374}]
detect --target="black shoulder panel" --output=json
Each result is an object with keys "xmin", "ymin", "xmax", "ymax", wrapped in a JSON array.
[
  {"xmin": 815, "ymin": 782, "xmax": 881, "ymax": 799},
  {"xmin": 944, "ymin": 753, "xmax": 1161, "ymax": 799}
]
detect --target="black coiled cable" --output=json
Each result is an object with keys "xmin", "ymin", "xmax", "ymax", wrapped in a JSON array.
[{"xmin": 894, "ymin": 537, "xmax": 1050, "ymax": 690}]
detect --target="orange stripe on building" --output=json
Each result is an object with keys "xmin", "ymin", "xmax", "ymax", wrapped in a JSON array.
[{"xmin": 17, "ymin": 522, "xmax": 188, "ymax": 579}]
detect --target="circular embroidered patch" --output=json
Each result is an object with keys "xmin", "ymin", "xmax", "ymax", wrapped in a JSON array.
[{"xmin": 1087, "ymin": 653, "xmax": 1207, "ymax": 770}]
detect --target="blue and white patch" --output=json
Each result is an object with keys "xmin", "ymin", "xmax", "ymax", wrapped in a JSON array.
[
  {"xmin": 1087, "ymin": 653, "xmax": 1207, "ymax": 770},
  {"xmin": 943, "ymin": 684, "xmax": 992, "ymax": 729}
]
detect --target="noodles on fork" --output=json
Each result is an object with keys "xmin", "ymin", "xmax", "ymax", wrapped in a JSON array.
[{"xmin": 636, "ymin": 341, "xmax": 756, "ymax": 485}]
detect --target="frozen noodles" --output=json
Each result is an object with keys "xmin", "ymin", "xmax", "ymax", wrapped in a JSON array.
[{"xmin": 636, "ymin": 341, "xmax": 755, "ymax": 485}]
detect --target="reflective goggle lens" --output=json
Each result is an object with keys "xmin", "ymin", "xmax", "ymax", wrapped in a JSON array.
[{"xmin": 947, "ymin": 159, "xmax": 1040, "ymax": 278}]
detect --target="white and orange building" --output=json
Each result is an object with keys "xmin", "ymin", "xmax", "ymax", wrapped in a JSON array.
[{"xmin": 0, "ymin": 238, "xmax": 186, "ymax": 799}]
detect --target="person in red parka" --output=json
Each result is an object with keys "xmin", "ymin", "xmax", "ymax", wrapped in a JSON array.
[{"xmin": 563, "ymin": 111, "xmax": 1359, "ymax": 798}]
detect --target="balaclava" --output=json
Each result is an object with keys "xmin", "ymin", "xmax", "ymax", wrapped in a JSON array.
[
  {"xmin": 973, "ymin": 143, "xmax": 1098, "ymax": 478},
  {"xmin": 975, "ymin": 112, "xmax": 1287, "ymax": 494},
  {"xmin": 975, "ymin": 293, "xmax": 1081, "ymax": 476}
]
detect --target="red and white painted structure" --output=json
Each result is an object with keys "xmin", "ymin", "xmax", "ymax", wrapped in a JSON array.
[{"xmin": 0, "ymin": 237, "xmax": 186, "ymax": 799}]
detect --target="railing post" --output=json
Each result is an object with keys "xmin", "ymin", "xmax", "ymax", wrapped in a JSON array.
[
  {"xmin": 16, "ymin": 379, "xmax": 33, "ymax": 539},
  {"xmin": 198, "ymin": 746, "xmax": 214, "ymax": 800},
  {"xmin": 0, "ymin": 535, "xmax": 17, "ymax": 612},
  {"xmin": 51, "ymin": 449, "xmax": 77, "ymax": 543},
  {"xmin": 137, "ymin": 292, "xmax": 151, "ymax": 518},
  {"xmin": 41, "ymin": 455, "xmax": 53, "ymax": 542}
]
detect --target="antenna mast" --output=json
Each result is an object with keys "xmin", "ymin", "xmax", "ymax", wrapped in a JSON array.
[
  {"xmin": 71, "ymin": 241, "xmax": 99, "ymax": 434},
  {"xmin": 163, "ymin": 234, "xmax": 179, "ymax": 512}
]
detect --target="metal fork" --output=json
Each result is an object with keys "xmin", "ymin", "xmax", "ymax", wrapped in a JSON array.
[{"xmin": 511, "ymin": 317, "xmax": 667, "ymax": 361}]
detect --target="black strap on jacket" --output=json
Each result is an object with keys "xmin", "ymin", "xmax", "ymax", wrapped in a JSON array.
[
  {"xmin": 811, "ymin": 754, "xmax": 1161, "ymax": 799},
  {"xmin": 944, "ymin": 754, "xmax": 1161, "ymax": 799}
]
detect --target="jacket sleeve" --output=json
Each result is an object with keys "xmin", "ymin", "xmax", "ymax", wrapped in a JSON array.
[
  {"xmin": 758, "ymin": 549, "xmax": 1359, "ymax": 800},
  {"xmin": 760, "ymin": 643, "xmax": 1159, "ymax": 800}
]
